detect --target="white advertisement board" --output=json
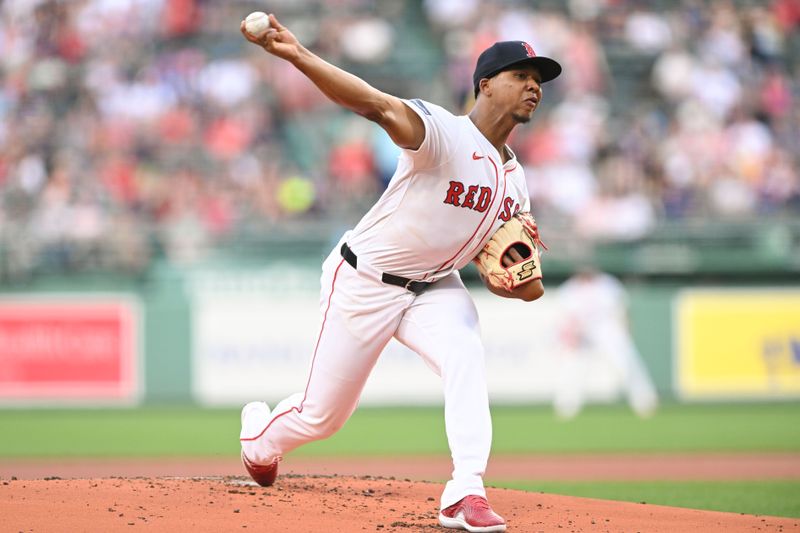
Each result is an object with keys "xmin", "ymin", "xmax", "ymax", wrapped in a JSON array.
[{"xmin": 190, "ymin": 267, "xmax": 621, "ymax": 406}]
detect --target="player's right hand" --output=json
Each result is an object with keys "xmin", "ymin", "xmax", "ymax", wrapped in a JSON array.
[{"xmin": 240, "ymin": 14, "xmax": 301, "ymax": 62}]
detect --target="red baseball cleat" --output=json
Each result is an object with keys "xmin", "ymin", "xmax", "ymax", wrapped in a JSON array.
[
  {"xmin": 241, "ymin": 450, "xmax": 278, "ymax": 487},
  {"xmin": 438, "ymin": 495, "xmax": 506, "ymax": 532}
]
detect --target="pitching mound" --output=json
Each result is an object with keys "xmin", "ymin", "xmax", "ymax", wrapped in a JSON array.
[{"xmin": 2, "ymin": 475, "xmax": 797, "ymax": 532}]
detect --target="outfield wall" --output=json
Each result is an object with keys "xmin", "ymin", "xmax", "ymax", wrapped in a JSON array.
[{"xmin": 1, "ymin": 261, "xmax": 798, "ymax": 406}]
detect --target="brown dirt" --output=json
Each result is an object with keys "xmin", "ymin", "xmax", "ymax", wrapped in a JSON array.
[
  {"xmin": 2, "ymin": 454, "xmax": 800, "ymax": 532},
  {"xmin": 2, "ymin": 453, "xmax": 799, "ymax": 481},
  {"xmin": 1, "ymin": 475, "xmax": 798, "ymax": 533}
]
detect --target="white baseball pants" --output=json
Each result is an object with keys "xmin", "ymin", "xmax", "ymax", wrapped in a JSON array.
[
  {"xmin": 241, "ymin": 240, "xmax": 492, "ymax": 508},
  {"xmin": 554, "ymin": 326, "xmax": 659, "ymax": 418}
]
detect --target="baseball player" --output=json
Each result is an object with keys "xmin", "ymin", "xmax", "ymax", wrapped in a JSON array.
[
  {"xmin": 238, "ymin": 13, "xmax": 561, "ymax": 533},
  {"xmin": 554, "ymin": 267, "xmax": 659, "ymax": 419}
]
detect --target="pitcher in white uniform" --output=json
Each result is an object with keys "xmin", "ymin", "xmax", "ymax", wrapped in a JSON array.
[{"xmin": 238, "ymin": 13, "xmax": 561, "ymax": 533}]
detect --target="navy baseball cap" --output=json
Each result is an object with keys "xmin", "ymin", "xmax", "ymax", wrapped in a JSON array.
[{"xmin": 473, "ymin": 41, "xmax": 562, "ymax": 97}]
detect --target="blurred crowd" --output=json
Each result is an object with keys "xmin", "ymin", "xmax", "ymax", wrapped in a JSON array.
[
  {"xmin": 434, "ymin": 0, "xmax": 800, "ymax": 242},
  {"xmin": 1, "ymin": 0, "xmax": 798, "ymax": 276}
]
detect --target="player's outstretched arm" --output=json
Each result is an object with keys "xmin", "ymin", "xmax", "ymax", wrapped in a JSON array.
[{"xmin": 241, "ymin": 13, "xmax": 425, "ymax": 150}]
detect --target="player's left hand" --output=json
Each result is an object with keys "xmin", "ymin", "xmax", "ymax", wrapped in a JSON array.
[
  {"xmin": 501, "ymin": 245, "xmax": 526, "ymax": 267},
  {"xmin": 473, "ymin": 214, "xmax": 545, "ymax": 301}
]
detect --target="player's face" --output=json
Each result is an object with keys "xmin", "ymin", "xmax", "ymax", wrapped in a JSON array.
[{"xmin": 493, "ymin": 66, "xmax": 543, "ymax": 123}]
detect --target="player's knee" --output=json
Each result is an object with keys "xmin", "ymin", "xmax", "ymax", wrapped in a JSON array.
[
  {"xmin": 312, "ymin": 408, "xmax": 350, "ymax": 438},
  {"xmin": 324, "ymin": 415, "xmax": 348, "ymax": 436}
]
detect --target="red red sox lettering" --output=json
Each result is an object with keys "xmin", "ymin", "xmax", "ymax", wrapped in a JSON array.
[{"xmin": 443, "ymin": 180, "xmax": 520, "ymax": 221}]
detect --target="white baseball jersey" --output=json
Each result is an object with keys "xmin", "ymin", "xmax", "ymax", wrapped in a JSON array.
[{"xmin": 347, "ymin": 99, "xmax": 531, "ymax": 281}]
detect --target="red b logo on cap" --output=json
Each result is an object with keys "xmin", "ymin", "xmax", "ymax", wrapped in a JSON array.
[{"xmin": 521, "ymin": 42, "xmax": 536, "ymax": 58}]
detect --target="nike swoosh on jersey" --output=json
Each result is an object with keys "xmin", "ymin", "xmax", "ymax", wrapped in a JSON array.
[{"xmin": 472, "ymin": 152, "xmax": 484, "ymax": 160}]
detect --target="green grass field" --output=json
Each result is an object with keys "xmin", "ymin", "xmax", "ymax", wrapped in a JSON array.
[
  {"xmin": 499, "ymin": 480, "xmax": 800, "ymax": 519},
  {"xmin": 1, "ymin": 403, "xmax": 799, "ymax": 517},
  {"xmin": 1, "ymin": 403, "xmax": 798, "ymax": 456}
]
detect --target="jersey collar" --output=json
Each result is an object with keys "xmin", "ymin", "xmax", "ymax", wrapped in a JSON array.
[{"xmin": 503, "ymin": 145, "xmax": 518, "ymax": 168}]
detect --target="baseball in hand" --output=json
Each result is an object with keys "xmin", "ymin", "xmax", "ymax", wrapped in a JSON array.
[{"xmin": 245, "ymin": 12, "xmax": 271, "ymax": 38}]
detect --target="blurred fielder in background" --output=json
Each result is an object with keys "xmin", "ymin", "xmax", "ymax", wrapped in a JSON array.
[{"xmin": 554, "ymin": 267, "xmax": 659, "ymax": 419}]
